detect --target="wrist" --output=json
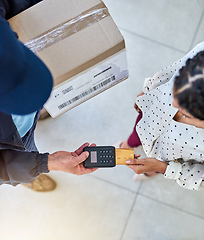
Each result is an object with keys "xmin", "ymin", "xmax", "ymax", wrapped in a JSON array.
[
  {"xmin": 47, "ymin": 153, "xmax": 56, "ymax": 171},
  {"xmin": 158, "ymin": 162, "xmax": 168, "ymax": 174},
  {"xmin": 37, "ymin": 153, "xmax": 50, "ymax": 173}
]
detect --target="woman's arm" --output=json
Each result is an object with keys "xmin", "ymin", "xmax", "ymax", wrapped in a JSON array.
[
  {"xmin": 126, "ymin": 157, "xmax": 204, "ymax": 191},
  {"xmin": 126, "ymin": 157, "xmax": 168, "ymax": 174},
  {"xmin": 164, "ymin": 160, "xmax": 204, "ymax": 191}
]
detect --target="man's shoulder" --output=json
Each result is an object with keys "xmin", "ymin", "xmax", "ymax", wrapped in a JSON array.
[{"xmin": 0, "ymin": 0, "xmax": 42, "ymax": 19}]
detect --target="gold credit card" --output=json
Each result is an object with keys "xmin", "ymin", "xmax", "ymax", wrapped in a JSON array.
[{"xmin": 115, "ymin": 148, "xmax": 134, "ymax": 165}]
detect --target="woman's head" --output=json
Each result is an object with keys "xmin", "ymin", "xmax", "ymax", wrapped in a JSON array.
[{"xmin": 173, "ymin": 51, "xmax": 204, "ymax": 120}]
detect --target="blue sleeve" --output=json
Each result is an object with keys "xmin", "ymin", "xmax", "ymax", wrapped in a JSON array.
[{"xmin": 0, "ymin": 0, "xmax": 42, "ymax": 19}]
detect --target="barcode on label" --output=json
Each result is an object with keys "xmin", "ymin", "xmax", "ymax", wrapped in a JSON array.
[
  {"xmin": 58, "ymin": 75, "xmax": 115, "ymax": 110},
  {"xmin": 62, "ymin": 86, "xmax": 73, "ymax": 95}
]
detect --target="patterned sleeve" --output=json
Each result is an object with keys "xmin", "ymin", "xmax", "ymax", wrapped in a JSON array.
[
  {"xmin": 164, "ymin": 160, "xmax": 204, "ymax": 190},
  {"xmin": 143, "ymin": 41, "xmax": 204, "ymax": 93}
]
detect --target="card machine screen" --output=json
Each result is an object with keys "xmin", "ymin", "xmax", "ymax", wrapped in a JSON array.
[
  {"xmin": 91, "ymin": 151, "xmax": 97, "ymax": 163},
  {"xmin": 83, "ymin": 146, "xmax": 116, "ymax": 168}
]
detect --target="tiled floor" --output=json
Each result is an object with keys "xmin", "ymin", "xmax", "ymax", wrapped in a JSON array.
[{"xmin": 1, "ymin": 1, "xmax": 204, "ymax": 240}]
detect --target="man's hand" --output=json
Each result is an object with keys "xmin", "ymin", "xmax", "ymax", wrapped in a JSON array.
[
  {"xmin": 47, "ymin": 142, "xmax": 98, "ymax": 175},
  {"xmin": 134, "ymin": 92, "xmax": 145, "ymax": 113},
  {"xmin": 126, "ymin": 157, "xmax": 168, "ymax": 174}
]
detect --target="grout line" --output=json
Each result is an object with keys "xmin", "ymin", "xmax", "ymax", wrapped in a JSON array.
[
  {"xmin": 89, "ymin": 174, "xmax": 137, "ymax": 194},
  {"xmin": 118, "ymin": 26, "xmax": 186, "ymax": 54},
  {"xmin": 189, "ymin": 10, "xmax": 204, "ymax": 51},
  {"xmin": 139, "ymin": 192, "xmax": 204, "ymax": 220},
  {"xmin": 119, "ymin": 182, "xmax": 143, "ymax": 240}
]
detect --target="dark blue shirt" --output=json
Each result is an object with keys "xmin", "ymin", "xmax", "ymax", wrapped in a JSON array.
[
  {"xmin": 0, "ymin": 0, "xmax": 42, "ymax": 19},
  {"xmin": 0, "ymin": 0, "xmax": 49, "ymax": 186}
]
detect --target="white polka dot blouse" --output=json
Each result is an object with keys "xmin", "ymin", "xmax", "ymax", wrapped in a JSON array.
[{"xmin": 135, "ymin": 41, "xmax": 204, "ymax": 190}]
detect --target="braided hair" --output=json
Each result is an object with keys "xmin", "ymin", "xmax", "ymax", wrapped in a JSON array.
[{"xmin": 174, "ymin": 50, "xmax": 204, "ymax": 120}]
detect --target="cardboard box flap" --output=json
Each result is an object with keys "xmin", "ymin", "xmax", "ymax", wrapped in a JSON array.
[
  {"xmin": 9, "ymin": 0, "xmax": 102, "ymax": 42},
  {"xmin": 38, "ymin": 20, "xmax": 125, "ymax": 84},
  {"xmin": 24, "ymin": 2, "xmax": 110, "ymax": 53}
]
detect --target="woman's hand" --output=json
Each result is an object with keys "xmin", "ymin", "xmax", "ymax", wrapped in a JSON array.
[
  {"xmin": 134, "ymin": 92, "xmax": 145, "ymax": 113},
  {"xmin": 126, "ymin": 157, "xmax": 168, "ymax": 174}
]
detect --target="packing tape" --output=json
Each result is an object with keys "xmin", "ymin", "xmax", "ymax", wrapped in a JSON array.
[{"xmin": 25, "ymin": 3, "xmax": 109, "ymax": 53}]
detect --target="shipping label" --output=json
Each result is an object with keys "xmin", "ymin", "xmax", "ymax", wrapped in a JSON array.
[{"xmin": 44, "ymin": 50, "xmax": 128, "ymax": 118}]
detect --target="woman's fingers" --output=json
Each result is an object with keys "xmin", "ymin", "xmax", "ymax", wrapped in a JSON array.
[{"xmin": 126, "ymin": 158, "xmax": 144, "ymax": 165}]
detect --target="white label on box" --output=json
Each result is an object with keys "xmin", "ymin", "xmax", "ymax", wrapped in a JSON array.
[{"xmin": 44, "ymin": 50, "xmax": 128, "ymax": 118}]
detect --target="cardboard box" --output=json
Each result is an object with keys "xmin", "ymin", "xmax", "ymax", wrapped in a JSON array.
[{"xmin": 9, "ymin": 0, "xmax": 128, "ymax": 117}]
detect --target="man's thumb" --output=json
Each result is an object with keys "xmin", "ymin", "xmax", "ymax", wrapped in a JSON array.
[{"xmin": 74, "ymin": 151, "xmax": 89, "ymax": 164}]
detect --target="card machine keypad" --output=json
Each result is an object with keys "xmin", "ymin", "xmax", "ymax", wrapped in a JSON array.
[{"xmin": 83, "ymin": 146, "xmax": 116, "ymax": 168}]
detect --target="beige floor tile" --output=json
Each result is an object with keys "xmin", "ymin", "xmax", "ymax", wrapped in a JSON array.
[
  {"xmin": 104, "ymin": 0, "xmax": 204, "ymax": 52},
  {"xmin": 139, "ymin": 174, "xmax": 204, "ymax": 218},
  {"xmin": 0, "ymin": 173, "xmax": 136, "ymax": 240},
  {"xmin": 191, "ymin": 13, "xmax": 204, "ymax": 48},
  {"xmin": 91, "ymin": 166, "xmax": 140, "ymax": 192},
  {"xmin": 122, "ymin": 195, "xmax": 204, "ymax": 240}
]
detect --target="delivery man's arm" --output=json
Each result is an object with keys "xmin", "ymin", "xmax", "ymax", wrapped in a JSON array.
[
  {"xmin": 0, "ymin": 149, "xmax": 49, "ymax": 186},
  {"xmin": 0, "ymin": 143, "xmax": 97, "ymax": 186}
]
